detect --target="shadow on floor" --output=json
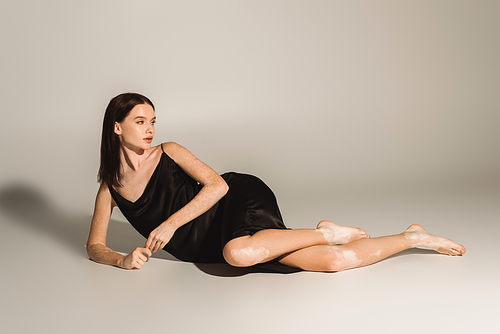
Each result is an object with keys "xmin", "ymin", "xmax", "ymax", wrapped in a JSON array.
[
  {"xmin": 194, "ymin": 263, "xmax": 264, "ymax": 277},
  {"xmin": 0, "ymin": 183, "xmax": 91, "ymax": 257},
  {"xmin": 0, "ymin": 183, "xmax": 180, "ymax": 261},
  {"xmin": 194, "ymin": 260, "xmax": 303, "ymax": 276}
]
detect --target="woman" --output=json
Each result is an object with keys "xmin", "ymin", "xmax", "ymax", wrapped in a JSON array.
[{"xmin": 86, "ymin": 93, "xmax": 466, "ymax": 273}]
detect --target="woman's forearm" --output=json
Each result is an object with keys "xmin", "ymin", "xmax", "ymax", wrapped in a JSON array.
[
  {"xmin": 87, "ymin": 243, "xmax": 125, "ymax": 268},
  {"xmin": 164, "ymin": 179, "xmax": 229, "ymax": 229}
]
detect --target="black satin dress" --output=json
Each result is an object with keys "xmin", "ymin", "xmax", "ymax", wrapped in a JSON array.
[{"xmin": 109, "ymin": 146, "xmax": 302, "ymax": 273}]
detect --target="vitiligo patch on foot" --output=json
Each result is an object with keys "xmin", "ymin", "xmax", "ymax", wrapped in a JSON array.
[
  {"xmin": 317, "ymin": 221, "xmax": 368, "ymax": 245},
  {"xmin": 319, "ymin": 227, "xmax": 336, "ymax": 245},
  {"xmin": 404, "ymin": 232, "xmax": 430, "ymax": 240}
]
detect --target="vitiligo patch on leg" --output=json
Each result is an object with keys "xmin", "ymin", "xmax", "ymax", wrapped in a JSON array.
[
  {"xmin": 230, "ymin": 247, "xmax": 270, "ymax": 266},
  {"xmin": 328, "ymin": 247, "xmax": 363, "ymax": 271}
]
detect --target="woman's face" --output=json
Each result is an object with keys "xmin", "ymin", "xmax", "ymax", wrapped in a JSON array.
[{"xmin": 114, "ymin": 103, "xmax": 156, "ymax": 151}]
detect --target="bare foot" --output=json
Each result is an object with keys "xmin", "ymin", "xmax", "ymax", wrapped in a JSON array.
[
  {"xmin": 317, "ymin": 220, "xmax": 370, "ymax": 245},
  {"xmin": 403, "ymin": 224, "xmax": 466, "ymax": 256}
]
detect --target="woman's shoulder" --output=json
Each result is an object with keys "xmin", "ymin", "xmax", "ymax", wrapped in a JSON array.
[
  {"xmin": 160, "ymin": 141, "xmax": 182, "ymax": 151},
  {"xmin": 159, "ymin": 142, "xmax": 204, "ymax": 167},
  {"xmin": 160, "ymin": 141, "xmax": 190, "ymax": 158}
]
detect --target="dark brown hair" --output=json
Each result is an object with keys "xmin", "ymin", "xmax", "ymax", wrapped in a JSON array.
[{"xmin": 98, "ymin": 93, "xmax": 155, "ymax": 187}]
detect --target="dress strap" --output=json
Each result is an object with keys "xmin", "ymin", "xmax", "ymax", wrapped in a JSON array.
[{"xmin": 160, "ymin": 143, "xmax": 164, "ymax": 153}]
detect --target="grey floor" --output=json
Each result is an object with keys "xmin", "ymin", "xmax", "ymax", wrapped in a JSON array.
[{"xmin": 1, "ymin": 181, "xmax": 498, "ymax": 334}]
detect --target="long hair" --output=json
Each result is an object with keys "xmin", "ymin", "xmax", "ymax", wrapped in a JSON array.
[{"xmin": 98, "ymin": 92, "xmax": 155, "ymax": 187}]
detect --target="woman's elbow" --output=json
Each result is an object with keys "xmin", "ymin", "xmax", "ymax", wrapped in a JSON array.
[
  {"xmin": 86, "ymin": 242, "xmax": 102, "ymax": 260},
  {"xmin": 217, "ymin": 178, "xmax": 229, "ymax": 197},
  {"xmin": 205, "ymin": 177, "xmax": 228, "ymax": 198},
  {"xmin": 86, "ymin": 242, "xmax": 95, "ymax": 258}
]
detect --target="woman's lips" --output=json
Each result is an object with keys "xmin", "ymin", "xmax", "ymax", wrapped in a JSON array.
[{"xmin": 144, "ymin": 137, "xmax": 152, "ymax": 143}]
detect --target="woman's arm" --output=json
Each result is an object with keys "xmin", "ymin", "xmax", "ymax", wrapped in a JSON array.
[
  {"xmin": 145, "ymin": 141, "xmax": 229, "ymax": 252},
  {"xmin": 87, "ymin": 183, "xmax": 151, "ymax": 269}
]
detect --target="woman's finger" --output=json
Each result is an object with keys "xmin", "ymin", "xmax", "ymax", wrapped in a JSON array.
[
  {"xmin": 134, "ymin": 256, "xmax": 145, "ymax": 268},
  {"xmin": 138, "ymin": 247, "xmax": 152, "ymax": 258},
  {"xmin": 137, "ymin": 247, "xmax": 151, "ymax": 260},
  {"xmin": 145, "ymin": 236, "xmax": 154, "ymax": 250},
  {"xmin": 154, "ymin": 241, "xmax": 165, "ymax": 253},
  {"xmin": 151, "ymin": 240, "xmax": 159, "ymax": 253}
]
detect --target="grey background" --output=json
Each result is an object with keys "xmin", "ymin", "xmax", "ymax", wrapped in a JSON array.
[{"xmin": 1, "ymin": 1, "xmax": 499, "ymax": 333}]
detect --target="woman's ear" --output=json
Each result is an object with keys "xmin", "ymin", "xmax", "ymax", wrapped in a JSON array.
[{"xmin": 114, "ymin": 122, "xmax": 122, "ymax": 135}]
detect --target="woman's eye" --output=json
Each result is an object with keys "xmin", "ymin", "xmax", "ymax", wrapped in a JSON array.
[{"xmin": 137, "ymin": 121, "xmax": 144, "ymax": 124}]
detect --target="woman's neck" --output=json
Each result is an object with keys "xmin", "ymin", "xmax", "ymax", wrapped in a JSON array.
[{"xmin": 119, "ymin": 144, "xmax": 149, "ymax": 172}]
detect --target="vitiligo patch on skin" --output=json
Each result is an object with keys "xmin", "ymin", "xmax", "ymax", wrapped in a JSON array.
[
  {"xmin": 404, "ymin": 232, "xmax": 435, "ymax": 249},
  {"xmin": 319, "ymin": 227, "xmax": 335, "ymax": 245},
  {"xmin": 404, "ymin": 232, "xmax": 430, "ymax": 240},
  {"xmin": 328, "ymin": 247, "xmax": 363, "ymax": 272},
  {"xmin": 318, "ymin": 225, "xmax": 352, "ymax": 245},
  {"xmin": 230, "ymin": 247, "xmax": 270, "ymax": 266},
  {"xmin": 317, "ymin": 221, "xmax": 368, "ymax": 245}
]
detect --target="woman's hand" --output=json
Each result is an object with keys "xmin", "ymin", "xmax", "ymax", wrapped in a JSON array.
[
  {"xmin": 120, "ymin": 247, "xmax": 152, "ymax": 269},
  {"xmin": 145, "ymin": 223, "xmax": 177, "ymax": 253}
]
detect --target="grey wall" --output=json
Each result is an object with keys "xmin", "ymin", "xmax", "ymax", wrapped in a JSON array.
[{"xmin": 1, "ymin": 0, "xmax": 498, "ymax": 214}]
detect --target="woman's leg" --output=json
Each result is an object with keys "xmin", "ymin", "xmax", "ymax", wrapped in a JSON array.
[
  {"xmin": 223, "ymin": 220, "xmax": 369, "ymax": 267},
  {"xmin": 278, "ymin": 224, "xmax": 466, "ymax": 272}
]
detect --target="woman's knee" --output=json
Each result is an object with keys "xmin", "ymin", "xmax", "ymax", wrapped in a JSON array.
[{"xmin": 223, "ymin": 238, "xmax": 270, "ymax": 267}]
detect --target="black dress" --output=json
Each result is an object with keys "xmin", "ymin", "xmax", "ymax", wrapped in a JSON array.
[{"xmin": 109, "ymin": 145, "xmax": 302, "ymax": 273}]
